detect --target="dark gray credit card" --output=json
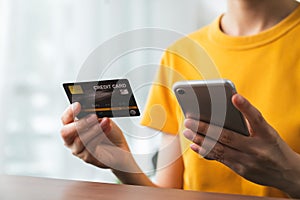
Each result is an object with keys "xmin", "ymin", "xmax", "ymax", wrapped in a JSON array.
[{"xmin": 63, "ymin": 79, "xmax": 140, "ymax": 118}]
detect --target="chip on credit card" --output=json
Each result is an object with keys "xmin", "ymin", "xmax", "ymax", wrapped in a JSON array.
[{"xmin": 63, "ymin": 79, "xmax": 140, "ymax": 118}]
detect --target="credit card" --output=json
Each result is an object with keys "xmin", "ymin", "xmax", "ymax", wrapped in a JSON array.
[{"xmin": 63, "ymin": 79, "xmax": 140, "ymax": 118}]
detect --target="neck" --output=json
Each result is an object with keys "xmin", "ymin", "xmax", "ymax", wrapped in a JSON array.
[{"xmin": 221, "ymin": 0, "xmax": 299, "ymax": 36}]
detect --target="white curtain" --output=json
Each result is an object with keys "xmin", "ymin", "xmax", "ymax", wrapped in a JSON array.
[{"xmin": 0, "ymin": 0, "xmax": 225, "ymax": 182}]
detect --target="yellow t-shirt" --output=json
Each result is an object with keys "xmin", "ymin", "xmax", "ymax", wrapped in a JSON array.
[{"xmin": 141, "ymin": 5, "xmax": 300, "ymax": 198}]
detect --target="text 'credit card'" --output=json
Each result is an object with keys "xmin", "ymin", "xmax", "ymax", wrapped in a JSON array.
[{"xmin": 63, "ymin": 79, "xmax": 140, "ymax": 118}]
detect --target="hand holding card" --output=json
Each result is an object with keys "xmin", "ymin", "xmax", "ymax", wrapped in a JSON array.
[{"xmin": 63, "ymin": 79, "xmax": 140, "ymax": 118}]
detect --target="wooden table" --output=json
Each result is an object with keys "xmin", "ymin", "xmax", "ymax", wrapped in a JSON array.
[{"xmin": 0, "ymin": 175, "xmax": 292, "ymax": 200}]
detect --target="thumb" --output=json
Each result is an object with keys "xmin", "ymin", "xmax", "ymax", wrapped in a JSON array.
[
  {"xmin": 61, "ymin": 102, "xmax": 81, "ymax": 125},
  {"xmin": 232, "ymin": 94, "xmax": 268, "ymax": 135},
  {"xmin": 99, "ymin": 117, "xmax": 112, "ymax": 134}
]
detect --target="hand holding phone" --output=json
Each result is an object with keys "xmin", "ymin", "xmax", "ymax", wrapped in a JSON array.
[{"xmin": 173, "ymin": 79, "xmax": 250, "ymax": 136}]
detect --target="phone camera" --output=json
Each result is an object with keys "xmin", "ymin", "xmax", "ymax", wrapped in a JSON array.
[{"xmin": 176, "ymin": 88, "xmax": 185, "ymax": 95}]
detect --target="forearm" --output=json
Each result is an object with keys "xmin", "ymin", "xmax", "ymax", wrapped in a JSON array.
[
  {"xmin": 111, "ymin": 136, "xmax": 184, "ymax": 188},
  {"xmin": 110, "ymin": 132, "xmax": 183, "ymax": 189},
  {"xmin": 110, "ymin": 154, "xmax": 157, "ymax": 187},
  {"xmin": 112, "ymin": 168, "xmax": 157, "ymax": 187}
]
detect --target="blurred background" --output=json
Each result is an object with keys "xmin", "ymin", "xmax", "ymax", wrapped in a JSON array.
[{"xmin": 0, "ymin": 0, "xmax": 226, "ymax": 183}]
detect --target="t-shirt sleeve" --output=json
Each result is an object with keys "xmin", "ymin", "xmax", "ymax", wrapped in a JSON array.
[{"xmin": 140, "ymin": 35, "xmax": 216, "ymax": 135}]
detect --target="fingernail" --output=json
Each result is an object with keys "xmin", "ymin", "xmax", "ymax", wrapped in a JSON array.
[
  {"xmin": 71, "ymin": 102, "xmax": 79, "ymax": 111},
  {"xmin": 184, "ymin": 119, "xmax": 189, "ymax": 127},
  {"xmin": 183, "ymin": 130, "xmax": 194, "ymax": 140},
  {"xmin": 72, "ymin": 102, "xmax": 78, "ymax": 107},
  {"xmin": 236, "ymin": 94, "xmax": 244, "ymax": 105},
  {"xmin": 100, "ymin": 118, "xmax": 111, "ymax": 132},
  {"xmin": 184, "ymin": 119, "xmax": 193, "ymax": 128},
  {"xmin": 190, "ymin": 143, "xmax": 199, "ymax": 152}
]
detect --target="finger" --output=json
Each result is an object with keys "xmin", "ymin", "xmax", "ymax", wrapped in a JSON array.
[
  {"xmin": 184, "ymin": 119, "xmax": 225, "ymax": 140},
  {"xmin": 75, "ymin": 114, "xmax": 99, "ymax": 134},
  {"xmin": 69, "ymin": 136, "xmax": 85, "ymax": 156},
  {"xmin": 232, "ymin": 94, "xmax": 268, "ymax": 134},
  {"xmin": 80, "ymin": 118, "xmax": 114, "ymax": 148},
  {"xmin": 78, "ymin": 118, "xmax": 113, "ymax": 153},
  {"xmin": 61, "ymin": 102, "xmax": 81, "ymax": 125},
  {"xmin": 79, "ymin": 123, "xmax": 103, "ymax": 145},
  {"xmin": 76, "ymin": 135, "xmax": 116, "ymax": 168},
  {"xmin": 190, "ymin": 141, "xmax": 253, "ymax": 177},
  {"xmin": 184, "ymin": 118, "xmax": 208, "ymax": 135},
  {"xmin": 71, "ymin": 122, "xmax": 107, "ymax": 155},
  {"xmin": 61, "ymin": 114, "xmax": 99, "ymax": 146},
  {"xmin": 99, "ymin": 117, "xmax": 112, "ymax": 134},
  {"xmin": 190, "ymin": 141, "xmax": 226, "ymax": 163},
  {"xmin": 73, "ymin": 134, "xmax": 104, "ymax": 165},
  {"xmin": 185, "ymin": 118, "xmax": 252, "ymax": 151},
  {"xmin": 75, "ymin": 142, "xmax": 98, "ymax": 165},
  {"xmin": 61, "ymin": 122, "xmax": 78, "ymax": 145},
  {"xmin": 183, "ymin": 129, "xmax": 204, "ymax": 146},
  {"xmin": 185, "ymin": 130, "xmax": 221, "ymax": 157}
]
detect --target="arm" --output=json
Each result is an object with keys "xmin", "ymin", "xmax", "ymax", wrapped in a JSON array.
[
  {"xmin": 60, "ymin": 102, "xmax": 183, "ymax": 188},
  {"xmin": 183, "ymin": 94, "xmax": 300, "ymax": 198},
  {"xmin": 155, "ymin": 133, "xmax": 184, "ymax": 189},
  {"xmin": 113, "ymin": 132, "xmax": 184, "ymax": 188}
]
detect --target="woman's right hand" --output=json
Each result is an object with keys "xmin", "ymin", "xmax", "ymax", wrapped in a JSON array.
[{"xmin": 60, "ymin": 102, "xmax": 132, "ymax": 171}]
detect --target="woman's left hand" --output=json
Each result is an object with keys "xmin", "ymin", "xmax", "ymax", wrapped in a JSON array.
[{"xmin": 183, "ymin": 94, "xmax": 300, "ymax": 198}]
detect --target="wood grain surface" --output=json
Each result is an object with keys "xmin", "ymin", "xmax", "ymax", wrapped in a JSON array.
[{"xmin": 0, "ymin": 175, "xmax": 292, "ymax": 200}]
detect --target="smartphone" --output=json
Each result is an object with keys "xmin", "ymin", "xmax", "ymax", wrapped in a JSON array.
[{"xmin": 173, "ymin": 79, "xmax": 250, "ymax": 136}]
